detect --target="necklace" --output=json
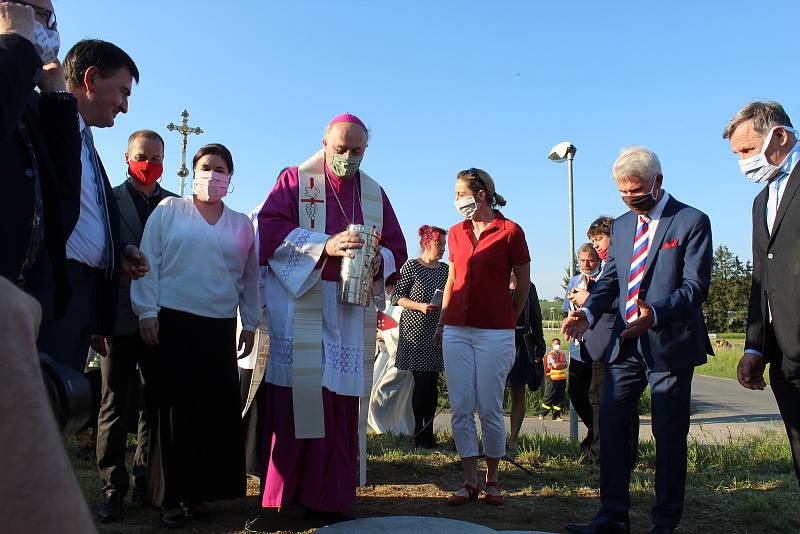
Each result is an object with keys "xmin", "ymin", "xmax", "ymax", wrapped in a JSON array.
[{"xmin": 326, "ymin": 169, "xmax": 361, "ymax": 225}]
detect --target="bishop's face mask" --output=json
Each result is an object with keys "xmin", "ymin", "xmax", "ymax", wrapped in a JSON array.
[
  {"xmin": 739, "ymin": 126, "xmax": 800, "ymax": 184},
  {"xmin": 32, "ymin": 20, "xmax": 60, "ymax": 65},
  {"xmin": 193, "ymin": 170, "xmax": 230, "ymax": 202},
  {"xmin": 455, "ymin": 195, "xmax": 479, "ymax": 219},
  {"xmin": 329, "ymin": 153, "xmax": 363, "ymax": 177},
  {"xmin": 621, "ymin": 177, "xmax": 659, "ymax": 213}
]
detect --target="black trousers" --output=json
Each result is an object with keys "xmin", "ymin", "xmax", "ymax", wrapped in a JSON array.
[
  {"xmin": 568, "ymin": 358, "xmax": 594, "ymax": 446},
  {"xmin": 96, "ymin": 331, "xmax": 154, "ymax": 494},
  {"xmin": 588, "ymin": 361, "xmax": 640, "ymax": 463},
  {"xmin": 766, "ymin": 325, "xmax": 800, "ymax": 487},
  {"xmin": 37, "ymin": 260, "xmax": 103, "ymax": 372},
  {"xmin": 541, "ymin": 378, "xmax": 566, "ymax": 415},
  {"xmin": 411, "ymin": 371, "xmax": 439, "ymax": 446},
  {"xmin": 239, "ymin": 368, "xmax": 266, "ymax": 477}
]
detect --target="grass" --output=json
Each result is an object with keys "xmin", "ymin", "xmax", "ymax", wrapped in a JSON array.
[{"xmin": 71, "ymin": 429, "xmax": 799, "ymax": 533}]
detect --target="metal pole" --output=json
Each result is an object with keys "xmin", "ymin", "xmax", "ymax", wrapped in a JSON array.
[{"xmin": 567, "ymin": 150, "xmax": 578, "ymax": 443}]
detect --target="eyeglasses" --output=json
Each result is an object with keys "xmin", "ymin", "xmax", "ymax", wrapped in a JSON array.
[{"xmin": 7, "ymin": 0, "xmax": 57, "ymax": 29}]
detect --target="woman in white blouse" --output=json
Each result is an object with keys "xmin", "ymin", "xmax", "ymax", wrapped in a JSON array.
[{"xmin": 131, "ymin": 143, "xmax": 259, "ymax": 527}]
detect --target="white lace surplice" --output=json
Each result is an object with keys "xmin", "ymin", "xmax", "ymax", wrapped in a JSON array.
[{"xmin": 265, "ymin": 227, "xmax": 396, "ymax": 397}]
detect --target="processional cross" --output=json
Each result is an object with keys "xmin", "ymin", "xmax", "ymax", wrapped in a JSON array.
[{"xmin": 166, "ymin": 109, "xmax": 203, "ymax": 196}]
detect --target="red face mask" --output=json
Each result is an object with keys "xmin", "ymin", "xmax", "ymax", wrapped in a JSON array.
[
  {"xmin": 128, "ymin": 160, "xmax": 163, "ymax": 185},
  {"xmin": 598, "ymin": 248, "xmax": 608, "ymax": 261}
]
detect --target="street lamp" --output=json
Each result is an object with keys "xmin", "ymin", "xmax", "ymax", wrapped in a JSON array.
[{"xmin": 548, "ymin": 141, "xmax": 578, "ymax": 444}]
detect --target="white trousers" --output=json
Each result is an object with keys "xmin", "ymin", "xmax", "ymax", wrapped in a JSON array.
[{"xmin": 443, "ymin": 326, "xmax": 516, "ymax": 458}]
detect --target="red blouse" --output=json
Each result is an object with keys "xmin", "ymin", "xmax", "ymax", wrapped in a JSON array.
[{"xmin": 443, "ymin": 212, "xmax": 530, "ymax": 329}]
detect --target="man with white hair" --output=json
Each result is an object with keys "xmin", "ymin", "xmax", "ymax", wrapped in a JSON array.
[
  {"xmin": 724, "ymin": 101, "xmax": 800, "ymax": 488},
  {"xmin": 562, "ymin": 146, "xmax": 713, "ymax": 534}
]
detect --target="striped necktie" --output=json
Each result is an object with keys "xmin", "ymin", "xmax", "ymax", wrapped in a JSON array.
[{"xmin": 626, "ymin": 215, "xmax": 650, "ymax": 322}]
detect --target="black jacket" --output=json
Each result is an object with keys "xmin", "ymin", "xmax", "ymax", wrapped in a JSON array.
[
  {"xmin": 0, "ymin": 34, "xmax": 81, "ymax": 319},
  {"xmin": 747, "ymin": 163, "xmax": 800, "ymax": 363}
]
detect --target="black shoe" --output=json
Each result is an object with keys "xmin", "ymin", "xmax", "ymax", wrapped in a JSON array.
[
  {"xmin": 96, "ymin": 490, "xmax": 124, "ymax": 523},
  {"xmin": 159, "ymin": 507, "xmax": 186, "ymax": 529},
  {"xmin": 185, "ymin": 501, "xmax": 211, "ymax": 522},
  {"xmin": 565, "ymin": 519, "xmax": 630, "ymax": 534},
  {"xmin": 648, "ymin": 526, "xmax": 674, "ymax": 534}
]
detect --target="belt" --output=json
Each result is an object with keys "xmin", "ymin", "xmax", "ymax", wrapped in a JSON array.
[{"xmin": 67, "ymin": 259, "xmax": 105, "ymax": 275}]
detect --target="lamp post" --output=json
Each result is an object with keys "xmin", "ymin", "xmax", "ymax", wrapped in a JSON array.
[{"xmin": 548, "ymin": 141, "xmax": 578, "ymax": 443}]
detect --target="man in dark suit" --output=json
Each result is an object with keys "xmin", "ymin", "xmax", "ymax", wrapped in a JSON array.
[
  {"xmin": 562, "ymin": 146, "xmax": 713, "ymax": 534},
  {"xmin": 724, "ymin": 101, "xmax": 800, "ymax": 488},
  {"xmin": 37, "ymin": 39, "xmax": 149, "ymax": 373},
  {"xmin": 0, "ymin": 1, "xmax": 81, "ymax": 321},
  {"xmin": 95, "ymin": 130, "xmax": 177, "ymax": 522}
]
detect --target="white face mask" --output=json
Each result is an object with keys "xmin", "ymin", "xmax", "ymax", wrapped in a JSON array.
[
  {"xmin": 455, "ymin": 195, "xmax": 478, "ymax": 219},
  {"xmin": 739, "ymin": 126, "xmax": 799, "ymax": 183},
  {"xmin": 192, "ymin": 170, "xmax": 230, "ymax": 202},
  {"xmin": 32, "ymin": 20, "xmax": 60, "ymax": 65},
  {"xmin": 552, "ymin": 343, "xmax": 560, "ymax": 351}
]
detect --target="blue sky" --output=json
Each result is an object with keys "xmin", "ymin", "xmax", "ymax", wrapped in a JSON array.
[{"xmin": 57, "ymin": 0, "xmax": 798, "ymax": 299}]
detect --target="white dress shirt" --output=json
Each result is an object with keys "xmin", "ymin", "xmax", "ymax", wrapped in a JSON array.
[
  {"xmin": 66, "ymin": 114, "xmax": 109, "ymax": 267},
  {"xmin": 131, "ymin": 197, "xmax": 261, "ymax": 331}
]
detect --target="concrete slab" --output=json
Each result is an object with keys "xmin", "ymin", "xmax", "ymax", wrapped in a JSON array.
[{"xmin": 316, "ymin": 516, "xmax": 553, "ymax": 533}]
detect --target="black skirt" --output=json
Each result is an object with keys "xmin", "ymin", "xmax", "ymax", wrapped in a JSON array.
[{"xmin": 146, "ymin": 308, "xmax": 245, "ymax": 507}]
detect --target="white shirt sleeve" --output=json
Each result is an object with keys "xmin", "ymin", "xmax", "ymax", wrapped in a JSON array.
[
  {"xmin": 238, "ymin": 228, "xmax": 261, "ymax": 332},
  {"xmin": 131, "ymin": 203, "xmax": 165, "ymax": 321},
  {"xmin": 267, "ymin": 227, "xmax": 328, "ymax": 298}
]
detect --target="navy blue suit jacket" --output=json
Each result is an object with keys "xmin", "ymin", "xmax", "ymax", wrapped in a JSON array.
[{"xmin": 583, "ymin": 195, "xmax": 714, "ymax": 372}]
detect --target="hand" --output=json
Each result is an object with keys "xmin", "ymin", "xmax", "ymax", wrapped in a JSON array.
[
  {"xmin": 121, "ymin": 245, "xmax": 149, "ymax": 280},
  {"xmin": 90, "ymin": 335, "xmax": 110, "ymax": 357},
  {"xmin": 139, "ymin": 318, "xmax": 159, "ymax": 345},
  {"xmin": 434, "ymin": 324, "xmax": 443, "ymax": 350},
  {"xmin": 324, "ymin": 230, "xmax": 364, "ymax": 258},
  {"xmin": 371, "ymin": 244, "xmax": 383, "ymax": 277},
  {"xmin": 621, "ymin": 299, "xmax": 654, "ymax": 338},
  {"xmin": 0, "ymin": 3, "xmax": 35, "ymax": 43},
  {"xmin": 568, "ymin": 288, "xmax": 590, "ymax": 306},
  {"xmin": 737, "ymin": 353, "xmax": 767, "ymax": 390},
  {"xmin": 417, "ymin": 302, "xmax": 440, "ymax": 314},
  {"xmin": 237, "ymin": 330, "xmax": 256, "ymax": 359},
  {"xmin": 561, "ymin": 309, "xmax": 589, "ymax": 341},
  {"xmin": 39, "ymin": 59, "xmax": 67, "ymax": 92}
]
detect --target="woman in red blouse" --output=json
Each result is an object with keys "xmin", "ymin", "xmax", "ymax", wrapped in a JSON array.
[{"xmin": 435, "ymin": 168, "xmax": 531, "ymax": 506}]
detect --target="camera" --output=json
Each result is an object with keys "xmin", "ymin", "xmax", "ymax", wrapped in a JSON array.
[{"xmin": 39, "ymin": 352, "xmax": 92, "ymax": 436}]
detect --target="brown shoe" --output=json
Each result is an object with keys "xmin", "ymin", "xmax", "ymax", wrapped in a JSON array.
[
  {"xmin": 447, "ymin": 483, "xmax": 479, "ymax": 506},
  {"xmin": 483, "ymin": 481, "xmax": 504, "ymax": 506}
]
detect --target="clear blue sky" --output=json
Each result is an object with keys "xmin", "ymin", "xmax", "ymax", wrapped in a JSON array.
[{"xmin": 57, "ymin": 0, "xmax": 799, "ymax": 299}]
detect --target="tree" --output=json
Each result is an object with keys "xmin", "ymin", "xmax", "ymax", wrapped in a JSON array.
[{"xmin": 705, "ymin": 245, "xmax": 752, "ymax": 333}]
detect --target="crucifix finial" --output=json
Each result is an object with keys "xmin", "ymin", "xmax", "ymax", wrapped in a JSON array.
[{"xmin": 166, "ymin": 109, "xmax": 203, "ymax": 196}]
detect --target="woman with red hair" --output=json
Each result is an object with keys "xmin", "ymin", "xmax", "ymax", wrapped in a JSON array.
[{"xmin": 392, "ymin": 225, "xmax": 449, "ymax": 448}]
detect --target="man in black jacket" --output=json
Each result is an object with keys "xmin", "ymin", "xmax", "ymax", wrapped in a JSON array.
[
  {"xmin": 0, "ymin": 1, "xmax": 81, "ymax": 321},
  {"xmin": 95, "ymin": 130, "xmax": 177, "ymax": 522},
  {"xmin": 725, "ymin": 101, "xmax": 800, "ymax": 487},
  {"xmin": 37, "ymin": 38, "xmax": 149, "ymax": 373}
]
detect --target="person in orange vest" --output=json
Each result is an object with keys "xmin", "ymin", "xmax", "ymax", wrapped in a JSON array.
[{"xmin": 539, "ymin": 338, "xmax": 568, "ymax": 421}]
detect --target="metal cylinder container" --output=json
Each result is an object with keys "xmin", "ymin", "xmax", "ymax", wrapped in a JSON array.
[{"xmin": 339, "ymin": 224, "xmax": 380, "ymax": 306}]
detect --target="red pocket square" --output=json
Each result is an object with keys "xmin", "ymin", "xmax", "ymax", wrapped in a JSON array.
[{"xmin": 662, "ymin": 239, "xmax": 679, "ymax": 249}]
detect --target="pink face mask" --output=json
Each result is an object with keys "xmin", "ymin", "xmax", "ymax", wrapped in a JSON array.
[{"xmin": 192, "ymin": 170, "xmax": 230, "ymax": 202}]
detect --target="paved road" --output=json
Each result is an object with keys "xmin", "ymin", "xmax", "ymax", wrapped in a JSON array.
[{"xmin": 434, "ymin": 374, "xmax": 785, "ymax": 443}]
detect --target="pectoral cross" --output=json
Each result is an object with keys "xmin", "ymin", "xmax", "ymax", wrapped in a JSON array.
[
  {"xmin": 166, "ymin": 109, "xmax": 203, "ymax": 196},
  {"xmin": 301, "ymin": 177, "xmax": 324, "ymax": 228}
]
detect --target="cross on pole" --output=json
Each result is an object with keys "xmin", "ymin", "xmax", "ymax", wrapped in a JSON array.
[{"xmin": 166, "ymin": 109, "xmax": 203, "ymax": 196}]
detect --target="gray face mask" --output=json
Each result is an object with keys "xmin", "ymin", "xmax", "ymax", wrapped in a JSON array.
[
  {"xmin": 329, "ymin": 153, "xmax": 363, "ymax": 177},
  {"xmin": 32, "ymin": 20, "xmax": 60, "ymax": 65}
]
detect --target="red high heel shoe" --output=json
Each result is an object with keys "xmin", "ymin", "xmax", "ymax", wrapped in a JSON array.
[
  {"xmin": 447, "ymin": 482, "xmax": 479, "ymax": 506},
  {"xmin": 484, "ymin": 481, "xmax": 504, "ymax": 506}
]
